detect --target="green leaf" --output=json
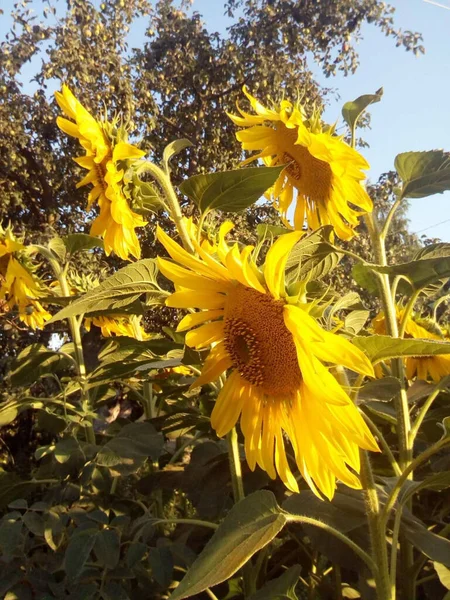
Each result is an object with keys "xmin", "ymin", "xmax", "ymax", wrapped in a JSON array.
[
  {"xmin": 353, "ymin": 334, "xmax": 450, "ymax": 364},
  {"xmin": 0, "ymin": 405, "xmax": 19, "ymax": 427},
  {"xmin": 48, "ymin": 236, "xmax": 67, "ymax": 262},
  {"xmin": 179, "ymin": 165, "xmax": 284, "ymax": 214},
  {"xmin": 50, "ymin": 259, "xmax": 165, "ymax": 322},
  {"xmin": 170, "ymin": 491, "xmax": 288, "ymax": 600},
  {"xmin": 341, "ymin": 88, "xmax": 383, "ymax": 131},
  {"xmin": 94, "ymin": 529, "xmax": 120, "ymax": 569},
  {"xmin": 96, "ymin": 422, "xmax": 163, "ymax": 475},
  {"xmin": 285, "ymin": 226, "xmax": 342, "ymax": 284},
  {"xmin": 344, "ymin": 310, "xmax": 370, "ymax": 335},
  {"xmin": 247, "ymin": 565, "xmax": 301, "ymax": 600},
  {"xmin": 395, "ymin": 150, "xmax": 450, "ymax": 199},
  {"xmin": 9, "ymin": 344, "xmax": 73, "ymax": 387},
  {"xmin": 374, "ymin": 256, "xmax": 450, "ymax": 291},
  {"xmin": 401, "ymin": 472, "xmax": 450, "ymax": 506},
  {"xmin": 352, "ymin": 263, "xmax": 380, "ymax": 295},
  {"xmin": 357, "ymin": 377, "xmax": 401, "ymax": 403},
  {"xmin": 163, "ymin": 138, "xmax": 192, "ymax": 172},
  {"xmin": 64, "ymin": 528, "xmax": 98, "ymax": 580},
  {"xmin": 63, "ymin": 233, "xmax": 104, "ymax": 255},
  {"xmin": 257, "ymin": 224, "xmax": 291, "ymax": 239},
  {"xmin": 434, "ymin": 562, "xmax": 450, "ymax": 590},
  {"xmin": 402, "ymin": 514, "xmax": 450, "ymax": 566},
  {"xmin": 126, "ymin": 541, "xmax": 147, "ymax": 568}
]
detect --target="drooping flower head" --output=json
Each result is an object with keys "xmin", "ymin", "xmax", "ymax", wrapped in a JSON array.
[
  {"xmin": 55, "ymin": 85, "xmax": 147, "ymax": 260},
  {"xmin": 85, "ymin": 315, "xmax": 149, "ymax": 339},
  {"xmin": 156, "ymin": 223, "xmax": 379, "ymax": 499},
  {"xmin": 228, "ymin": 87, "xmax": 373, "ymax": 240},
  {"xmin": 373, "ymin": 309, "xmax": 450, "ymax": 382},
  {"xmin": 0, "ymin": 227, "xmax": 51, "ymax": 329}
]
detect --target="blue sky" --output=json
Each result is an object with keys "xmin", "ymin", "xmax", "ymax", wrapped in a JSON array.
[{"xmin": 2, "ymin": 0, "xmax": 450, "ymax": 240}]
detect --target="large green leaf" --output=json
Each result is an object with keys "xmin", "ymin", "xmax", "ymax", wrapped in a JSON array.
[
  {"xmin": 64, "ymin": 528, "xmax": 98, "ymax": 580},
  {"xmin": 96, "ymin": 422, "xmax": 164, "ymax": 475},
  {"xmin": 63, "ymin": 233, "xmax": 104, "ymax": 255},
  {"xmin": 179, "ymin": 165, "xmax": 284, "ymax": 214},
  {"xmin": 395, "ymin": 150, "xmax": 450, "ymax": 199},
  {"xmin": 374, "ymin": 256, "xmax": 450, "ymax": 291},
  {"xmin": 170, "ymin": 491, "xmax": 288, "ymax": 599},
  {"xmin": 341, "ymin": 88, "xmax": 383, "ymax": 131},
  {"xmin": 285, "ymin": 226, "xmax": 342, "ymax": 284},
  {"xmin": 89, "ymin": 337, "xmax": 183, "ymax": 383},
  {"xmin": 50, "ymin": 259, "xmax": 166, "ymax": 322},
  {"xmin": 353, "ymin": 334, "xmax": 450, "ymax": 364},
  {"xmin": 9, "ymin": 344, "xmax": 74, "ymax": 387},
  {"xmin": 247, "ymin": 565, "xmax": 301, "ymax": 600}
]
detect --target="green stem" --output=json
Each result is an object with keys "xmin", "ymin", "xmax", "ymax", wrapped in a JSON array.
[
  {"xmin": 137, "ymin": 161, "xmax": 194, "ymax": 253},
  {"xmin": 151, "ymin": 518, "xmax": 218, "ymax": 530},
  {"xmin": 380, "ymin": 193, "xmax": 403, "ymax": 242},
  {"xmin": 359, "ymin": 450, "xmax": 392, "ymax": 600},
  {"xmin": 381, "ymin": 437, "xmax": 450, "ymax": 526},
  {"xmin": 409, "ymin": 387, "xmax": 441, "ymax": 444},
  {"xmin": 361, "ymin": 413, "xmax": 402, "ymax": 476},
  {"xmin": 389, "ymin": 503, "xmax": 403, "ymax": 598},
  {"xmin": 142, "ymin": 381, "xmax": 155, "ymax": 419},
  {"xmin": 227, "ymin": 427, "xmax": 254, "ymax": 597},
  {"xmin": 57, "ymin": 270, "xmax": 95, "ymax": 445},
  {"xmin": 399, "ymin": 289, "xmax": 421, "ymax": 338},
  {"xmin": 286, "ymin": 514, "xmax": 378, "ymax": 577}
]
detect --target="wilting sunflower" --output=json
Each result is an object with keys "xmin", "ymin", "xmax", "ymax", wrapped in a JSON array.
[
  {"xmin": 0, "ymin": 228, "xmax": 51, "ymax": 329},
  {"xmin": 55, "ymin": 85, "xmax": 147, "ymax": 260},
  {"xmin": 373, "ymin": 309, "xmax": 450, "ymax": 382},
  {"xmin": 85, "ymin": 315, "xmax": 149, "ymax": 339},
  {"xmin": 157, "ymin": 224, "xmax": 379, "ymax": 499},
  {"xmin": 228, "ymin": 87, "xmax": 372, "ymax": 240}
]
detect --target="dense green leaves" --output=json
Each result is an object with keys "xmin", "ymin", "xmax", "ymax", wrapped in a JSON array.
[
  {"xmin": 342, "ymin": 88, "xmax": 383, "ymax": 131},
  {"xmin": 170, "ymin": 491, "xmax": 288, "ymax": 599},
  {"xmin": 96, "ymin": 422, "xmax": 164, "ymax": 475},
  {"xmin": 179, "ymin": 166, "xmax": 284, "ymax": 214},
  {"xmin": 353, "ymin": 334, "xmax": 450, "ymax": 364},
  {"xmin": 395, "ymin": 150, "xmax": 450, "ymax": 199},
  {"xmin": 50, "ymin": 259, "xmax": 166, "ymax": 321}
]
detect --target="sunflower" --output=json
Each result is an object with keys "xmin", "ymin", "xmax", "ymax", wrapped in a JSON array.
[
  {"xmin": 228, "ymin": 87, "xmax": 373, "ymax": 240},
  {"xmin": 55, "ymin": 85, "xmax": 147, "ymax": 260},
  {"xmin": 85, "ymin": 315, "xmax": 149, "ymax": 339},
  {"xmin": 373, "ymin": 310, "xmax": 450, "ymax": 382},
  {"xmin": 156, "ymin": 224, "xmax": 379, "ymax": 499},
  {"xmin": 0, "ymin": 228, "xmax": 51, "ymax": 329}
]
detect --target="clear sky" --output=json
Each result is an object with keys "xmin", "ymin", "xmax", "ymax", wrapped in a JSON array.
[{"xmin": 2, "ymin": 0, "xmax": 450, "ymax": 241}]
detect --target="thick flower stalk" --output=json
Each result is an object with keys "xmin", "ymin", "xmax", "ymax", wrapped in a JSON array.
[
  {"xmin": 228, "ymin": 87, "xmax": 372, "ymax": 240},
  {"xmin": 157, "ymin": 223, "xmax": 379, "ymax": 499},
  {"xmin": 0, "ymin": 227, "xmax": 51, "ymax": 329},
  {"xmin": 55, "ymin": 85, "xmax": 147, "ymax": 260},
  {"xmin": 373, "ymin": 309, "xmax": 450, "ymax": 382}
]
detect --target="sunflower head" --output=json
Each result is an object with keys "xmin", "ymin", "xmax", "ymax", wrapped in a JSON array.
[
  {"xmin": 84, "ymin": 315, "xmax": 150, "ymax": 339},
  {"xmin": 228, "ymin": 86, "xmax": 373, "ymax": 240},
  {"xmin": 156, "ymin": 222, "xmax": 379, "ymax": 499},
  {"xmin": 55, "ymin": 85, "xmax": 147, "ymax": 261}
]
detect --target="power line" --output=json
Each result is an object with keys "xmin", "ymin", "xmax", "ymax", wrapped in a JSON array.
[
  {"xmin": 423, "ymin": 0, "xmax": 450, "ymax": 10},
  {"xmin": 414, "ymin": 217, "xmax": 450, "ymax": 234}
]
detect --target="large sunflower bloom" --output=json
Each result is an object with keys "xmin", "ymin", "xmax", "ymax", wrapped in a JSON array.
[
  {"xmin": 0, "ymin": 228, "xmax": 51, "ymax": 329},
  {"xmin": 156, "ymin": 225, "xmax": 379, "ymax": 499},
  {"xmin": 55, "ymin": 85, "xmax": 147, "ymax": 260},
  {"xmin": 228, "ymin": 87, "xmax": 373, "ymax": 240},
  {"xmin": 373, "ymin": 310, "xmax": 450, "ymax": 382}
]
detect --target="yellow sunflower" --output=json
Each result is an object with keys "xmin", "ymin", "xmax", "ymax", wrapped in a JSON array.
[
  {"xmin": 373, "ymin": 310, "xmax": 450, "ymax": 382},
  {"xmin": 0, "ymin": 228, "xmax": 51, "ymax": 329},
  {"xmin": 55, "ymin": 85, "xmax": 147, "ymax": 260},
  {"xmin": 228, "ymin": 87, "xmax": 373, "ymax": 240},
  {"xmin": 85, "ymin": 315, "xmax": 149, "ymax": 339},
  {"xmin": 156, "ymin": 224, "xmax": 379, "ymax": 499}
]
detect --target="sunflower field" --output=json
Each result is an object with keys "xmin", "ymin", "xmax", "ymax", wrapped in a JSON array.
[{"xmin": 1, "ymin": 1, "xmax": 449, "ymax": 600}]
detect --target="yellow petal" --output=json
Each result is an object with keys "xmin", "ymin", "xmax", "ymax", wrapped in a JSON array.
[
  {"xmin": 264, "ymin": 231, "xmax": 304, "ymax": 299},
  {"xmin": 176, "ymin": 309, "xmax": 224, "ymax": 332},
  {"xmin": 185, "ymin": 321, "xmax": 225, "ymax": 349}
]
